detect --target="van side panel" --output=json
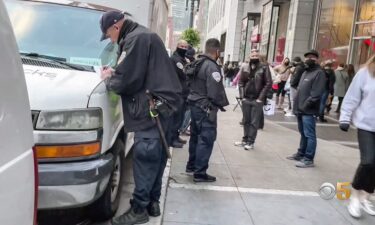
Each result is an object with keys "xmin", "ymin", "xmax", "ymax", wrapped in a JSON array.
[
  {"xmin": 0, "ymin": 151, "xmax": 35, "ymax": 225},
  {"xmin": 0, "ymin": 0, "xmax": 35, "ymax": 224}
]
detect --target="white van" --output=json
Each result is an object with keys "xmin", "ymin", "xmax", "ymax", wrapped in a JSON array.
[
  {"xmin": 4, "ymin": 0, "xmax": 134, "ymax": 221},
  {"xmin": 0, "ymin": 0, "xmax": 37, "ymax": 224}
]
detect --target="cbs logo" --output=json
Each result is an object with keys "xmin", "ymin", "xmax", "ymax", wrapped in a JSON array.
[{"xmin": 319, "ymin": 182, "xmax": 351, "ymax": 200}]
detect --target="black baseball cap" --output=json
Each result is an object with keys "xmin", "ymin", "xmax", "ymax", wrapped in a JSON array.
[
  {"xmin": 304, "ymin": 50, "xmax": 319, "ymax": 58},
  {"xmin": 100, "ymin": 10, "xmax": 125, "ymax": 41}
]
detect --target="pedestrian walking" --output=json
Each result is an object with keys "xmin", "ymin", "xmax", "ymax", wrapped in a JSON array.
[
  {"xmin": 319, "ymin": 60, "xmax": 335, "ymax": 122},
  {"xmin": 273, "ymin": 58, "xmax": 292, "ymax": 109},
  {"xmin": 224, "ymin": 63, "xmax": 236, "ymax": 87},
  {"xmin": 185, "ymin": 38, "xmax": 229, "ymax": 182},
  {"xmin": 334, "ymin": 63, "xmax": 350, "ymax": 113},
  {"xmin": 99, "ymin": 11, "xmax": 182, "ymax": 225},
  {"xmin": 289, "ymin": 56, "xmax": 306, "ymax": 115},
  {"xmin": 170, "ymin": 40, "xmax": 190, "ymax": 148},
  {"xmin": 286, "ymin": 50, "xmax": 326, "ymax": 168},
  {"xmin": 339, "ymin": 55, "xmax": 375, "ymax": 219},
  {"xmin": 234, "ymin": 49, "xmax": 272, "ymax": 150}
]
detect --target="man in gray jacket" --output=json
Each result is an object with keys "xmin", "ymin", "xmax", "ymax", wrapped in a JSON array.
[{"xmin": 287, "ymin": 50, "xmax": 326, "ymax": 168}]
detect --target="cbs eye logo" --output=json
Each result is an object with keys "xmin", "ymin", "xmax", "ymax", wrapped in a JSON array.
[{"xmin": 319, "ymin": 182, "xmax": 351, "ymax": 200}]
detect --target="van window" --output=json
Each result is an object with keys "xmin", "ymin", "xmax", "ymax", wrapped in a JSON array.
[{"xmin": 5, "ymin": 0, "xmax": 118, "ymax": 67}]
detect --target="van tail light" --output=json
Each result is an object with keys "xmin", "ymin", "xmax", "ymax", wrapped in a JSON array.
[{"xmin": 32, "ymin": 147, "xmax": 38, "ymax": 225}]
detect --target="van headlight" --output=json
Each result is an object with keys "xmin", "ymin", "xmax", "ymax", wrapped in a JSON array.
[{"xmin": 36, "ymin": 108, "xmax": 102, "ymax": 130}]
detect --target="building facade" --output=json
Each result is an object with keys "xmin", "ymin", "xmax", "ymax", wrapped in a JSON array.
[{"xmin": 258, "ymin": 0, "xmax": 375, "ymax": 67}]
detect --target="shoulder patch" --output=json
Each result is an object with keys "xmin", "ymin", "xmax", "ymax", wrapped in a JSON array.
[
  {"xmin": 176, "ymin": 62, "xmax": 184, "ymax": 70},
  {"xmin": 117, "ymin": 51, "xmax": 127, "ymax": 64},
  {"xmin": 212, "ymin": 71, "xmax": 222, "ymax": 82}
]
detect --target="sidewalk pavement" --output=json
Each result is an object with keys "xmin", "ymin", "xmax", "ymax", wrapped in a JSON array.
[{"xmin": 162, "ymin": 87, "xmax": 375, "ymax": 225}]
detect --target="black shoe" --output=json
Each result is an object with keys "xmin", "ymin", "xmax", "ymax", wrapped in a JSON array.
[
  {"xmin": 319, "ymin": 117, "xmax": 328, "ymax": 123},
  {"xmin": 185, "ymin": 167, "xmax": 194, "ymax": 173},
  {"xmin": 286, "ymin": 153, "xmax": 303, "ymax": 161},
  {"xmin": 178, "ymin": 136, "xmax": 187, "ymax": 144},
  {"xmin": 171, "ymin": 140, "xmax": 183, "ymax": 148},
  {"xmin": 193, "ymin": 174, "xmax": 216, "ymax": 183},
  {"xmin": 147, "ymin": 201, "xmax": 161, "ymax": 217},
  {"xmin": 112, "ymin": 201, "xmax": 149, "ymax": 225}
]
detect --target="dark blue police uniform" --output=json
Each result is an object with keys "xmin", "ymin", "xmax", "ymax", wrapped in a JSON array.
[{"xmin": 186, "ymin": 55, "xmax": 229, "ymax": 178}]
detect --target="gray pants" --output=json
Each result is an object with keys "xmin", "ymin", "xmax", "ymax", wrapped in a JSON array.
[
  {"xmin": 290, "ymin": 87, "xmax": 297, "ymax": 112},
  {"xmin": 242, "ymin": 99, "xmax": 263, "ymax": 144}
]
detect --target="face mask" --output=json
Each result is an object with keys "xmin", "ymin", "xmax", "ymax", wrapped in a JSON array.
[
  {"xmin": 176, "ymin": 48, "xmax": 187, "ymax": 57},
  {"xmin": 250, "ymin": 58, "xmax": 260, "ymax": 64},
  {"xmin": 305, "ymin": 59, "xmax": 316, "ymax": 68}
]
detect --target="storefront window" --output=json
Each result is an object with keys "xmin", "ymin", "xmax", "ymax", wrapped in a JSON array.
[
  {"xmin": 358, "ymin": 0, "xmax": 375, "ymax": 21},
  {"xmin": 315, "ymin": 0, "xmax": 356, "ymax": 64}
]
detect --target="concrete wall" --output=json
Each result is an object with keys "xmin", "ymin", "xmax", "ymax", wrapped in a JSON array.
[
  {"xmin": 83, "ymin": 0, "xmax": 169, "ymax": 41},
  {"xmin": 284, "ymin": 0, "xmax": 316, "ymax": 59}
]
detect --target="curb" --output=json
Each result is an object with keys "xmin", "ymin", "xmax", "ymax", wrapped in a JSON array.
[{"xmin": 148, "ymin": 147, "xmax": 173, "ymax": 225}]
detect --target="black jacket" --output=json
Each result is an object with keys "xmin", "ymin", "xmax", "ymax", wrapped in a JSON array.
[
  {"xmin": 239, "ymin": 62, "xmax": 272, "ymax": 103},
  {"xmin": 324, "ymin": 68, "xmax": 336, "ymax": 95},
  {"xmin": 290, "ymin": 63, "xmax": 305, "ymax": 89},
  {"xmin": 293, "ymin": 64, "xmax": 326, "ymax": 115},
  {"xmin": 106, "ymin": 20, "xmax": 182, "ymax": 132},
  {"xmin": 188, "ymin": 55, "xmax": 229, "ymax": 110},
  {"xmin": 170, "ymin": 52, "xmax": 189, "ymax": 98}
]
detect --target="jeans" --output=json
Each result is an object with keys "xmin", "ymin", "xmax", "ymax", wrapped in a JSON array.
[
  {"xmin": 186, "ymin": 105, "xmax": 217, "ymax": 176},
  {"xmin": 180, "ymin": 108, "xmax": 191, "ymax": 133},
  {"xmin": 242, "ymin": 99, "xmax": 263, "ymax": 144},
  {"xmin": 170, "ymin": 100, "xmax": 186, "ymax": 142},
  {"xmin": 297, "ymin": 115, "xmax": 317, "ymax": 161},
  {"xmin": 132, "ymin": 120, "xmax": 169, "ymax": 208},
  {"xmin": 319, "ymin": 90, "xmax": 329, "ymax": 117},
  {"xmin": 352, "ymin": 129, "xmax": 375, "ymax": 193}
]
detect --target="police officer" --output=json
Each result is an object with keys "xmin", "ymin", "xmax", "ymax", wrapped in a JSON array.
[
  {"xmin": 169, "ymin": 40, "xmax": 189, "ymax": 148},
  {"xmin": 100, "ymin": 11, "xmax": 182, "ymax": 225},
  {"xmin": 185, "ymin": 38, "xmax": 229, "ymax": 182}
]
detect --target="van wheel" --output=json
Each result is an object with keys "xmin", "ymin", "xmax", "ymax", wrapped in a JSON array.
[{"xmin": 88, "ymin": 139, "xmax": 125, "ymax": 221}]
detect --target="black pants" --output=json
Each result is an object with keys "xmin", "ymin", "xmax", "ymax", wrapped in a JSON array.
[
  {"xmin": 242, "ymin": 99, "xmax": 263, "ymax": 144},
  {"xmin": 276, "ymin": 81, "xmax": 287, "ymax": 97},
  {"xmin": 170, "ymin": 100, "xmax": 186, "ymax": 142},
  {"xmin": 186, "ymin": 105, "xmax": 217, "ymax": 176},
  {"xmin": 132, "ymin": 120, "xmax": 169, "ymax": 208},
  {"xmin": 352, "ymin": 129, "xmax": 375, "ymax": 193},
  {"xmin": 336, "ymin": 97, "xmax": 344, "ymax": 113}
]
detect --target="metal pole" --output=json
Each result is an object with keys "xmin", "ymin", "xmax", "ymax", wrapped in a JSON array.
[{"xmin": 190, "ymin": 0, "xmax": 195, "ymax": 28}]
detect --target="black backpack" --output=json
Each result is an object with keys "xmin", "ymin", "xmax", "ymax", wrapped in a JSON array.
[{"xmin": 185, "ymin": 58, "xmax": 207, "ymax": 79}]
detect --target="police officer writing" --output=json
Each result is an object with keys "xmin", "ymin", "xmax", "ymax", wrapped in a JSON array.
[
  {"xmin": 170, "ymin": 40, "xmax": 189, "ymax": 148},
  {"xmin": 99, "ymin": 11, "xmax": 182, "ymax": 225},
  {"xmin": 185, "ymin": 38, "xmax": 229, "ymax": 182},
  {"xmin": 234, "ymin": 49, "xmax": 272, "ymax": 150}
]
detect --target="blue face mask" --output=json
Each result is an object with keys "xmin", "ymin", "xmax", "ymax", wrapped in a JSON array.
[{"xmin": 176, "ymin": 48, "xmax": 187, "ymax": 57}]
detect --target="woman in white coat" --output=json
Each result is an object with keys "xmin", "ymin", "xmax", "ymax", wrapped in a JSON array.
[{"xmin": 339, "ymin": 55, "xmax": 375, "ymax": 219}]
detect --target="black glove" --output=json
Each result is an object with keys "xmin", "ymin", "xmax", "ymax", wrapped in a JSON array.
[{"xmin": 339, "ymin": 123, "xmax": 350, "ymax": 132}]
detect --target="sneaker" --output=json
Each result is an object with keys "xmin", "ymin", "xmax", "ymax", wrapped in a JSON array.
[
  {"xmin": 234, "ymin": 141, "xmax": 246, "ymax": 147},
  {"xmin": 295, "ymin": 159, "xmax": 315, "ymax": 168},
  {"xmin": 147, "ymin": 201, "xmax": 161, "ymax": 217},
  {"xmin": 244, "ymin": 143, "xmax": 254, "ymax": 150},
  {"xmin": 185, "ymin": 167, "xmax": 194, "ymax": 173},
  {"xmin": 286, "ymin": 153, "xmax": 303, "ymax": 161},
  {"xmin": 178, "ymin": 137, "xmax": 187, "ymax": 144},
  {"xmin": 193, "ymin": 174, "xmax": 216, "ymax": 183},
  {"xmin": 171, "ymin": 140, "xmax": 183, "ymax": 148},
  {"xmin": 112, "ymin": 201, "xmax": 149, "ymax": 225},
  {"xmin": 361, "ymin": 199, "xmax": 375, "ymax": 216},
  {"xmin": 348, "ymin": 198, "xmax": 362, "ymax": 218}
]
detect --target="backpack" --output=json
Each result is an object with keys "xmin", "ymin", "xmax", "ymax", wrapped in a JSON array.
[{"xmin": 185, "ymin": 57, "xmax": 207, "ymax": 79}]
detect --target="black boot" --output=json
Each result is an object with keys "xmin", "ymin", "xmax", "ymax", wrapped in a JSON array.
[
  {"xmin": 111, "ymin": 200, "xmax": 149, "ymax": 225},
  {"xmin": 147, "ymin": 201, "xmax": 161, "ymax": 217},
  {"xmin": 319, "ymin": 116, "xmax": 327, "ymax": 123}
]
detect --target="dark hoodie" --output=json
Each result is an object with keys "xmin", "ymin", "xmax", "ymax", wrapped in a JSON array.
[{"xmin": 106, "ymin": 20, "xmax": 182, "ymax": 132}]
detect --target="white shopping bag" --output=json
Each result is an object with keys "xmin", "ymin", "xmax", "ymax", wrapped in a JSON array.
[{"xmin": 263, "ymin": 99, "xmax": 275, "ymax": 116}]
